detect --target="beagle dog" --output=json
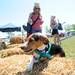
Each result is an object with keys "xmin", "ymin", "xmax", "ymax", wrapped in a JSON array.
[{"xmin": 21, "ymin": 33, "xmax": 65, "ymax": 71}]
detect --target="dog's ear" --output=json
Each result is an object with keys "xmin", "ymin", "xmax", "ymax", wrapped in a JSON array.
[
  {"xmin": 32, "ymin": 34, "xmax": 39, "ymax": 41},
  {"xmin": 40, "ymin": 36, "xmax": 49, "ymax": 44},
  {"xmin": 32, "ymin": 33, "xmax": 49, "ymax": 44}
]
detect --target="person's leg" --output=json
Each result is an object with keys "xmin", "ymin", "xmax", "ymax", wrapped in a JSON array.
[
  {"xmin": 52, "ymin": 29, "xmax": 57, "ymax": 44},
  {"xmin": 27, "ymin": 32, "xmax": 32, "ymax": 37},
  {"xmin": 24, "ymin": 32, "xmax": 32, "ymax": 42},
  {"xmin": 52, "ymin": 29, "xmax": 60, "ymax": 45},
  {"xmin": 26, "ymin": 29, "xmax": 42, "ymax": 40},
  {"xmin": 53, "ymin": 34, "xmax": 60, "ymax": 45},
  {"xmin": 53, "ymin": 34, "xmax": 57, "ymax": 45},
  {"xmin": 56, "ymin": 34, "xmax": 60, "ymax": 45}
]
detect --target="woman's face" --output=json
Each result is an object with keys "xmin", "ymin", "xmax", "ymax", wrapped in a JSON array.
[
  {"xmin": 51, "ymin": 16, "xmax": 56, "ymax": 20},
  {"xmin": 33, "ymin": 8, "xmax": 40, "ymax": 14}
]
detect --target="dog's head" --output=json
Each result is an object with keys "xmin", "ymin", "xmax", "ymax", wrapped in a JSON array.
[{"xmin": 21, "ymin": 33, "xmax": 49, "ymax": 54}]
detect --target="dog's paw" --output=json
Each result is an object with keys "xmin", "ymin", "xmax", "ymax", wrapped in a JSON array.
[{"xmin": 26, "ymin": 64, "xmax": 33, "ymax": 72}]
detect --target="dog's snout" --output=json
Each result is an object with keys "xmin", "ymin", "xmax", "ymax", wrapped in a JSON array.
[
  {"xmin": 21, "ymin": 46, "xmax": 25, "ymax": 50},
  {"xmin": 20, "ymin": 42, "xmax": 29, "ymax": 51},
  {"xmin": 21, "ymin": 46, "xmax": 29, "ymax": 52}
]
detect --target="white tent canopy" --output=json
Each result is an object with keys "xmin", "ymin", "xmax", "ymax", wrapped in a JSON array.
[
  {"xmin": 0, "ymin": 23, "xmax": 20, "ymax": 28},
  {"xmin": 0, "ymin": 23, "xmax": 21, "ymax": 32}
]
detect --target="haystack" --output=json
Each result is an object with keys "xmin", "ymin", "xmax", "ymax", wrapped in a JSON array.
[
  {"xmin": 0, "ymin": 47, "xmax": 24, "ymax": 58},
  {"xmin": 0, "ymin": 55, "xmax": 75, "ymax": 75},
  {"xmin": 0, "ymin": 44, "xmax": 75, "ymax": 75},
  {"xmin": 10, "ymin": 36, "xmax": 26, "ymax": 44}
]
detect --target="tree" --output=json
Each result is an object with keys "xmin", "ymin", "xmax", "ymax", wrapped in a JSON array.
[
  {"xmin": 64, "ymin": 24, "xmax": 72, "ymax": 31},
  {"xmin": 45, "ymin": 25, "xmax": 51, "ymax": 33},
  {"xmin": 72, "ymin": 24, "xmax": 75, "ymax": 30}
]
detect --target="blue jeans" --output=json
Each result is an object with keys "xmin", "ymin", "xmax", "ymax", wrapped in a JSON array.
[{"xmin": 32, "ymin": 29, "xmax": 42, "ymax": 33}]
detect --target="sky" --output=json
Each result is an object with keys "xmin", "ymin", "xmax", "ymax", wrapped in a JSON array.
[{"xmin": 0, "ymin": 0, "xmax": 75, "ymax": 28}]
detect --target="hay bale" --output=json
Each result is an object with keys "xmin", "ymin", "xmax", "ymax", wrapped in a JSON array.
[
  {"xmin": 0, "ymin": 44, "xmax": 75, "ymax": 75},
  {"xmin": 0, "ymin": 55, "xmax": 31, "ymax": 75},
  {"xmin": 0, "ymin": 47, "xmax": 25, "ymax": 58},
  {"xmin": 10, "ymin": 36, "xmax": 25, "ymax": 44},
  {"xmin": 7, "ymin": 44, "xmax": 22, "ymax": 49},
  {"xmin": 0, "ymin": 55, "xmax": 75, "ymax": 75}
]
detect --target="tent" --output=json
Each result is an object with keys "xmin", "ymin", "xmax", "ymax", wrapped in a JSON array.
[{"xmin": 0, "ymin": 23, "xmax": 21, "ymax": 32}]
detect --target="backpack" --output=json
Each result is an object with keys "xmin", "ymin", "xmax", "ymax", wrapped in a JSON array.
[{"xmin": 58, "ymin": 23, "xmax": 63, "ymax": 30}]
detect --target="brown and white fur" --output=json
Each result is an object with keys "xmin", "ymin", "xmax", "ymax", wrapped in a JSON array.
[{"xmin": 21, "ymin": 33, "xmax": 65, "ymax": 71}]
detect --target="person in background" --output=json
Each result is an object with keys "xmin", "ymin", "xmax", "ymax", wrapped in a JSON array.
[
  {"xmin": 50, "ymin": 16, "xmax": 60, "ymax": 45},
  {"xmin": 27, "ymin": 3, "xmax": 43, "ymax": 37}
]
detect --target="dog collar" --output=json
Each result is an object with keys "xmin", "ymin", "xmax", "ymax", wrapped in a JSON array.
[
  {"xmin": 33, "ymin": 42, "xmax": 52, "ymax": 60},
  {"xmin": 47, "ymin": 42, "xmax": 52, "ymax": 54}
]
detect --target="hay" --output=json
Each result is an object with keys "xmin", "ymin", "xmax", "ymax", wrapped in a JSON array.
[
  {"xmin": 0, "ymin": 47, "xmax": 24, "ymax": 58},
  {"xmin": 0, "ymin": 44, "xmax": 75, "ymax": 75},
  {"xmin": 6, "ymin": 44, "xmax": 22, "ymax": 49},
  {"xmin": 0, "ymin": 55, "xmax": 31, "ymax": 75},
  {"xmin": 0, "ymin": 55, "xmax": 75, "ymax": 75},
  {"xmin": 10, "ymin": 36, "xmax": 26, "ymax": 44}
]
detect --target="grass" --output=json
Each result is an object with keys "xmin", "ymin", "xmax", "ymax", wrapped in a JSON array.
[
  {"xmin": 49, "ymin": 36, "xmax": 75, "ymax": 58},
  {"xmin": 61, "ymin": 36, "xmax": 75, "ymax": 58}
]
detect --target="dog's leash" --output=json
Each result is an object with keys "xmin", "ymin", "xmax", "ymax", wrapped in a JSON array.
[
  {"xmin": 45, "ymin": 42, "xmax": 52, "ymax": 59},
  {"xmin": 46, "ymin": 43, "xmax": 51, "ymax": 54}
]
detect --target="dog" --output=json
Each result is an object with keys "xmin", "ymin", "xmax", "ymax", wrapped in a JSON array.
[{"xmin": 21, "ymin": 33, "xmax": 65, "ymax": 71}]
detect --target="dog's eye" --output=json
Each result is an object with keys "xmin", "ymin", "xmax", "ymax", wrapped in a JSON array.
[
  {"xmin": 29, "ymin": 38, "xmax": 34, "ymax": 42},
  {"xmin": 32, "ymin": 35, "xmax": 39, "ymax": 41}
]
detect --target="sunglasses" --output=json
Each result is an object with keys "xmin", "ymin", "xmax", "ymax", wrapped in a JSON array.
[{"xmin": 34, "ymin": 8, "xmax": 40, "ymax": 10}]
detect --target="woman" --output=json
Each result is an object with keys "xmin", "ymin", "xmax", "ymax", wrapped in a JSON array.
[
  {"xmin": 27, "ymin": 3, "xmax": 43, "ymax": 37},
  {"xmin": 50, "ymin": 16, "xmax": 60, "ymax": 45}
]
